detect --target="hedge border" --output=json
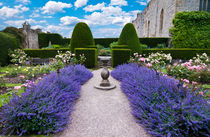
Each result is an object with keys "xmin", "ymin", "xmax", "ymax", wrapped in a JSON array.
[
  {"xmin": 111, "ymin": 49, "xmax": 131, "ymax": 67},
  {"xmin": 75, "ymin": 48, "xmax": 98, "ymax": 68}
]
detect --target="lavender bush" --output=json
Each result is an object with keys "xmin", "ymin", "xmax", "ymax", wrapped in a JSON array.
[
  {"xmin": 111, "ymin": 63, "xmax": 210, "ymax": 137},
  {"xmin": 0, "ymin": 65, "xmax": 92, "ymax": 136}
]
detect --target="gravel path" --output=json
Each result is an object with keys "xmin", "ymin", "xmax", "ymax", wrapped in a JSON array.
[{"xmin": 54, "ymin": 69, "xmax": 150, "ymax": 137}]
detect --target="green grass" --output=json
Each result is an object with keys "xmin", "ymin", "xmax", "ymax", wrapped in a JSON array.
[
  {"xmin": 203, "ymin": 84, "xmax": 210, "ymax": 89},
  {"xmin": 0, "ymin": 87, "xmax": 24, "ymax": 107},
  {"xmin": 5, "ymin": 83, "xmax": 22, "ymax": 87}
]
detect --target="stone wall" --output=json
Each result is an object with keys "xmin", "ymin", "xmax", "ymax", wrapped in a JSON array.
[{"xmin": 133, "ymin": 0, "xmax": 201, "ymax": 38}]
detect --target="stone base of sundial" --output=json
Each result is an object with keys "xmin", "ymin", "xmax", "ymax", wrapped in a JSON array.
[{"xmin": 94, "ymin": 67, "xmax": 116, "ymax": 90}]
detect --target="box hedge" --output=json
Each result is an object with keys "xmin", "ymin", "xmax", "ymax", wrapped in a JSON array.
[
  {"xmin": 38, "ymin": 33, "xmax": 63, "ymax": 48},
  {"xmin": 111, "ymin": 49, "xmax": 131, "ymax": 67},
  {"xmin": 0, "ymin": 32, "xmax": 19, "ymax": 66},
  {"xmin": 60, "ymin": 38, "xmax": 169, "ymax": 48},
  {"xmin": 24, "ymin": 48, "xmax": 70, "ymax": 58},
  {"xmin": 70, "ymin": 22, "xmax": 95, "ymax": 53},
  {"xmin": 170, "ymin": 11, "xmax": 210, "ymax": 48},
  {"xmin": 75, "ymin": 48, "xmax": 97, "ymax": 68},
  {"xmin": 142, "ymin": 48, "xmax": 210, "ymax": 60},
  {"xmin": 118, "ymin": 23, "xmax": 142, "ymax": 54}
]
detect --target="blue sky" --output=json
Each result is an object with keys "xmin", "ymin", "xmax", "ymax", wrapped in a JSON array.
[{"xmin": 0, "ymin": 0, "xmax": 149, "ymax": 38}]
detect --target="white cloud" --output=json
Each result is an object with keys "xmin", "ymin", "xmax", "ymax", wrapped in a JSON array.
[
  {"xmin": 0, "ymin": 5, "xmax": 29, "ymax": 19},
  {"xmin": 30, "ymin": 12, "xmax": 40, "ymax": 18},
  {"xmin": 110, "ymin": 0, "xmax": 128, "ymax": 6},
  {"xmin": 75, "ymin": 0, "xmax": 88, "ymax": 8},
  {"xmin": 41, "ymin": 1, "xmax": 72, "ymax": 14},
  {"xmin": 0, "ymin": 3, "xmax": 3, "ymax": 6},
  {"xmin": 16, "ymin": 0, "xmax": 31, "ymax": 4},
  {"xmin": 136, "ymin": 0, "xmax": 150, "ymax": 5},
  {"xmin": 60, "ymin": 16, "xmax": 82, "ymax": 26},
  {"xmin": 4, "ymin": 19, "xmax": 46, "ymax": 28},
  {"xmin": 93, "ymin": 28, "xmax": 121, "ymax": 38},
  {"xmin": 83, "ymin": 2, "xmax": 105, "ymax": 12}
]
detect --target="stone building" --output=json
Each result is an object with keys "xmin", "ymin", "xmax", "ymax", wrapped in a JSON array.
[
  {"xmin": 132, "ymin": 0, "xmax": 210, "ymax": 37},
  {"xmin": 20, "ymin": 21, "xmax": 42, "ymax": 49}
]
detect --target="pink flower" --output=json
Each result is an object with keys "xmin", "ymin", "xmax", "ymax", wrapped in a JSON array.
[
  {"xmin": 63, "ymin": 60, "xmax": 66, "ymax": 63},
  {"xmin": 21, "ymin": 84, "xmax": 27, "ymax": 87},
  {"xmin": 43, "ymin": 73, "xmax": 47, "ymax": 76},
  {"xmin": 168, "ymin": 65, "xmax": 171, "ymax": 69},
  {"xmin": 140, "ymin": 58, "xmax": 145, "ymax": 62},
  {"xmin": 183, "ymin": 84, "xmax": 187, "ymax": 88},
  {"xmin": 37, "ymin": 77, "xmax": 42, "ymax": 80},
  {"xmin": 19, "ymin": 75, "xmax": 25, "ymax": 79},
  {"xmin": 146, "ymin": 63, "xmax": 152, "ymax": 68},
  {"xmin": 72, "ymin": 54, "xmax": 75, "ymax": 56},
  {"xmin": 200, "ymin": 91, "xmax": 204, "ymax": 96},
  {"xmin": 192, "ymin": 81, "xmax": 198, "ymax": 85},
  {"xmin": 14, "ymin": 86, "xmax": 21, "ymax": 90},
  {"xmin": 183, "ymin": 79, "xmax": 189, "ymax": 84},
  {"xmin": 173, "ymin": 63, "xmax": 178, "ymax": 66}
]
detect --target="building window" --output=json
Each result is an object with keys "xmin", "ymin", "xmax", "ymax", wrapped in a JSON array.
[
  {"xmin": 159, "ymin": 9, "xmax": 164, "ymax": 34},
  {"xmin": 200, "ymin": 0, "xmax": 210, "ymax": 12}
]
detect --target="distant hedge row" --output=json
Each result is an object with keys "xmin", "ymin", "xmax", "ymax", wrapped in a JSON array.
[
  {"xmin": 38, "ymin": 33, "xmax": 64, "ymax": 48},
  {"xmin": 38, "ymin": 35, "xmax": 169, "ymax": 49}
]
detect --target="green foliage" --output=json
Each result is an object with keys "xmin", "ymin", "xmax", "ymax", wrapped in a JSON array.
[
  {"xmin": 0, "ymin": 76, "xmax": 5, "ymax": 88},
  {"xmin": 70, "ymin": 22, "xmax": 95, "ymax": 53},
  {"xmin": 170, "ymin": 11, "xmax": 210, "ymax": 48},
  {"xmin": 118, "ymin": 23, "xmax": 141, "ymax": 54},
  {"xmin": 109, "ymin": 41, "xmax": 118, "ymax": 47},
  {"xmin": 157, "ymin": 43, "xmax": 166, "ymax": 48},
  {"xmin": 95, "ymin": 38, "xmax": 118, "ymax": 48},
  {"xmin": 141, "ymin": 44, "xmax": 148, "ymax": 49},
  {"xmin": 189, "ymin": 68, "xmax": 210, "ymax": 84},
  {"xmin": 2, "ymin": 27, "xmax": 24, "ymax": 48},
  {"xmin": 111, "ymin": 45, "xmax": 129, "ymax": 49},
  {"xmin": 142, "ymin": 48, "xmax": 210, "ymax": 60},
  {"xmin": 0, "ymin": 32, "xmax": 19, "ymax": 66},
  {"xmin": 24, "ymin": 49, "xmax": 70, "ymax": 58},
  {"xmin": 75, "ymin": 48, "xmax": 97, "ymax": 68},
  {"xmin": 38, "ymin": 33, "xmax": 63, "ymax": 48},
  {"xmin": 111, "ymin": 49, "xmax": 131, "ymax": 67},
  {"xmin": 139, "ymin": 38, "xmax": 169, "ymax": 48}
]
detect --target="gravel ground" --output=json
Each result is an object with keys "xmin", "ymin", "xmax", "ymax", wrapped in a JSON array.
[{"xmin": 54, "ymin": 69, "xmax": 150, "ymax": 137}]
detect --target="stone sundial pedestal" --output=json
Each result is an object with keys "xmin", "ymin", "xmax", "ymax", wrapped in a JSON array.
[{"xmin": 94, "ymin": 67, "xmax": 116, "ymax": 90}]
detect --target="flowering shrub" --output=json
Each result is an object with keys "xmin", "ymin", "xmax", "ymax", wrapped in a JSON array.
[
  {"xmin": 111, "ymin": 63, "xmax": 209, "ymax": 137},
  {"xmin": 129, "ymin": 52, "xmax": 172, "ymax": 70},
  {"xmin": 8, "ymin": 49, "xmax": 29, "ymax": 65},
  {"xmin": 167, "ymin": 53, "xmax": 209, "ymax": 83},
  {"xmin": 0, "ymin": 65, "xmax": 92, "ymax": 136}
]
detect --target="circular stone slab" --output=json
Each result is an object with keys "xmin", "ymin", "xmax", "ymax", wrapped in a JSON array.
[{"xmin": 94, "ymin": 84, "xmax": 116, "ymax": 90}]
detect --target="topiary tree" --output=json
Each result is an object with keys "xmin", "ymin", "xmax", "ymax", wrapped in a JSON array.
[
  {"xmin": 70, "ymin": 22, "xmax": 95, "ymax": 53},
  {"xmin": 170, "ymin": 11, "xmax": 210, "ymax": 48},
  {"xmin": 2, "ymin": 27, "xmax": 24, "ymax": 48},
  {"xmin": 118, "ymin": 23, "xmax": 142, "ymax": 54},
  {"xmin": 0, "ymin": 32, "xmax": 19, "ymax": 66}
]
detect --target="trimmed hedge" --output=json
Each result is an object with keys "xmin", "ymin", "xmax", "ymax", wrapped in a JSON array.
[
  {"xmin": 24, "ymin": 48, "xmax": 70, "ymax": 58},
  {"xmin": 95, "ymin": 38, "xmax": 118, "ymax": 48},
  {"xmin": 60, "ymin": 38, "xmax": 169, "ymax": 48},
  {"xmin": 0, "ymin": 32, "xmax": 19, "ymax": 66},
  {"xmin": 142, "ymin": 48, "xmax": 210, "ymax": 60},
  {"xmin": 2, "ymin": 27, "xmax": 24, "ymax": 48},
  {"xmin": 38, "ymin": 33, "xmax": 63, "ymax": 48},
  {"xmin": 75, "ymin": 48, "xmax": 97, "ymax": 68},
  {"xmin": 111, "ymin": 45, "xmax": 129, "ymax": 49},
  {"xmin": 139, "ymin": 37, "xmax": 169, "ymax": 48},
  {"xmin": 111, "ymin": 49, "xmax": 131, "ymax": 67},
  {"xmin": 118, "ymin": 23, "xmax": 142, "ymax": 54},
  {"xmin": 170, "ymin": 11, "xmax": 210, "ymax": 48},
  {"xmin": 70, "ymin": 22, "xmax": 95, "ymax": 53}
]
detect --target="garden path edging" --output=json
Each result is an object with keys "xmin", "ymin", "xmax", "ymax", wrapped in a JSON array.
[{"xmin": 54, "ymin": 69, "xmax": 150, "ymax": 137}]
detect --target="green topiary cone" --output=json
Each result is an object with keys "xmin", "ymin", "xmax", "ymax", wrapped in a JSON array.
[
  {"xmin": 70, "ymin": 22, "xmax": 95, "ymax": 53},
  {"xmin": 118, "ymin": 23, "xmax": 142, "ymax": 54}
]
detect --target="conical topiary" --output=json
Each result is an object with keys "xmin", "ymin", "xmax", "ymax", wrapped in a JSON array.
[
  {"xmin": 118, "ymin": 23, "xmax": 142, "ymax": 54},
  {"xmin": 70, "ymin": 22, "xmax": 95, "ymax": 53}
]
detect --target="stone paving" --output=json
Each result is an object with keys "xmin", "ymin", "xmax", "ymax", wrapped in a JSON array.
[{"xmin": 54, "ymin": 69, "xmax": 150, "ymax": 137}]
